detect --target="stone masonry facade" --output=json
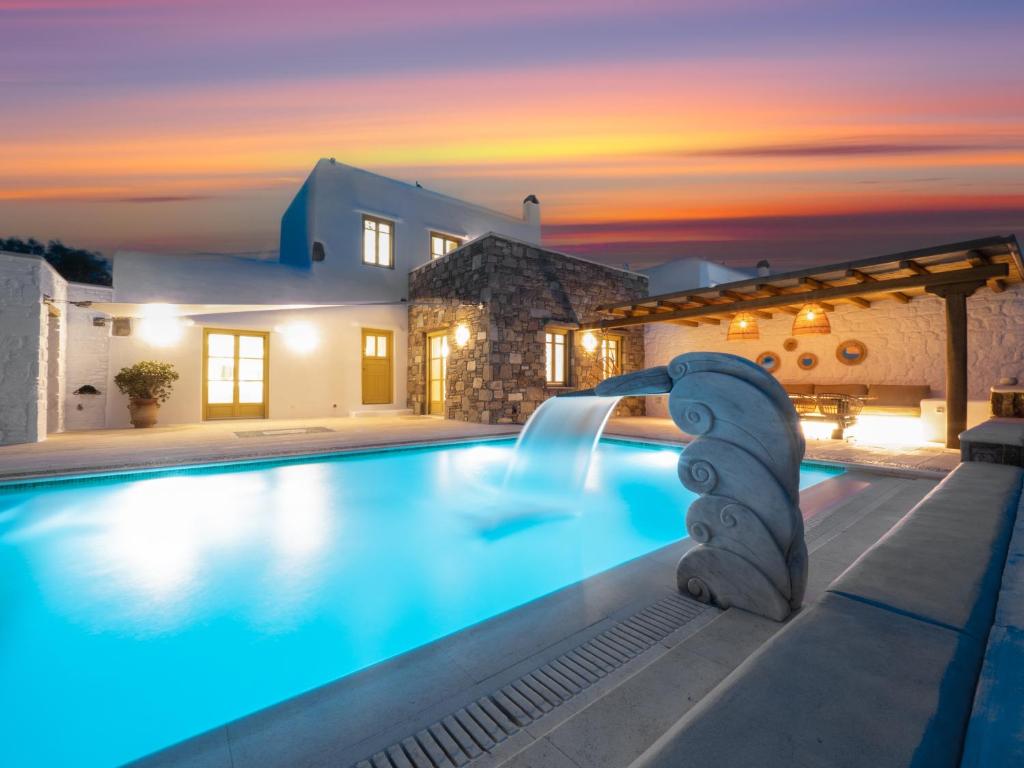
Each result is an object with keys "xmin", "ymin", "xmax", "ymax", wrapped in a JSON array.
[{"xmin": 408, "ymin": 235, "xmax": 648, "ymax": 424}]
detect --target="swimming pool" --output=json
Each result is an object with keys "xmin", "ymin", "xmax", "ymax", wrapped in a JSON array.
[{"xmin": 0, "ymin": 439, "xmax": 839, "ymax": 766}]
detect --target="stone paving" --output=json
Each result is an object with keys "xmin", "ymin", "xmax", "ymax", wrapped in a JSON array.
[
  {"xmin": 0, "ymin": 415, "xmax": 519, "ymax": 481},
  {"xmin": 0, "ymin": 414, "xmax": 961, "ymax": 481},
  {"xmin": 604, "ymin": 416, "xmax": 961, "ymax": 476}
]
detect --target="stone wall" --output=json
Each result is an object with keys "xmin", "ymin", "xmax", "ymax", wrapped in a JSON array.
[
  {"xmin": 644, "ymin": 282, "xmax": 1024, "ymax": 417},
  {"xmin": 65, "ymin": 283, "xmax": 114, "ymax": 430},
  {"xmin": 0, "ymin": 252, "xmax": 67, "ymax": 445},
  {"xmin": 408, "ymin": 235, "xmax": 648, "ymax": 424}
]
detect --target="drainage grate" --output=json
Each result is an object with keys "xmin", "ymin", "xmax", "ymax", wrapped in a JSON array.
[
  {"xmin": 352, "ymin": 592, "xmax": 707, "ymax": 768},
  {"xmin": 234, "ymin": 427, "xmax": 334, "ymax": 438}
]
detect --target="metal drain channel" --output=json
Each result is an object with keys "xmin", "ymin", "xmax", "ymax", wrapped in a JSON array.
[{"xmin": 353, "ymin": 593, "xmax": 708, "ymax": 768}]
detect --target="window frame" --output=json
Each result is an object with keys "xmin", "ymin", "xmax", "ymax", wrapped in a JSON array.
[
  {"xmin": 545, "ymin": 329, "xmax": 569, "ymax": 386},
  {"xmin": 429, "ymin": 231, "xmax": 463, "ymax": 261},
  {"xmin": 362, "ymin": 214, "xmax": 395, "ymax": 269},
  {"xmin": 599, "ymin": 334, "xmax": 623, "ymax": 379}
]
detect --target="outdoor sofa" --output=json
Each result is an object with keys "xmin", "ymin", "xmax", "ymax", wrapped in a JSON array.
[{"xmin": 781, "ymin": 382, "xmax": 931, "ymax": 417}]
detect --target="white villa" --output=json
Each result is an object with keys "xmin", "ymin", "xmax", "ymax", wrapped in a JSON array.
[{"xmin": 0, "ymin": 158, "xmax": 1022, "ymax": 451}]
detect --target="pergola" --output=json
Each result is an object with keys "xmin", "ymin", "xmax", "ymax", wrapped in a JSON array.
[{"xmin": 582, "ymin": 235, "xmax": 1023, "ymax": 449}]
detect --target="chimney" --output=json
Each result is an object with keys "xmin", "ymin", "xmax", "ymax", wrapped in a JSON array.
[
  {"xmin": 523, "ymin": 194, "xmax": 541, "ymax": 228},
  {"xmin": 756, "ymin": 259, "xmax": 771, "ymax": 277}
]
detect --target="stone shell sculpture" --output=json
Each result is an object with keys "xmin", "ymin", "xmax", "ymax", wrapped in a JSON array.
[{"xmin": 595, "ymin": 352, "xmax": 807, "ymax": 621}]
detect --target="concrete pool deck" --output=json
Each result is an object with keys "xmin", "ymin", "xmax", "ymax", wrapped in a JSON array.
[{"xmin": 0, "ymin": 415, "xmax": 959, "ymax": 481}]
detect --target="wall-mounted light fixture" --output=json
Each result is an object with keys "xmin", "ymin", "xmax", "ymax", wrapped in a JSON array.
[
  {"xmin": 276, "ymin": 321, "xmax": 319, "ymax": 354},
  {"xmin": 137, "ymin": 304, "xmax": 186, "ymax": 347},
  {"xmin": 581, "ymin": 331, "xmax": 598, "ymax": 353},
  {"xmin": 454, "ymin": 323, "xmax": 471, "ymax": 347}
]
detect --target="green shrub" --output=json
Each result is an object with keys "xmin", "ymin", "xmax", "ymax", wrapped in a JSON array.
[{"xmin": 113, "ymin": 361, "xmax": 179, "ymax": 403}]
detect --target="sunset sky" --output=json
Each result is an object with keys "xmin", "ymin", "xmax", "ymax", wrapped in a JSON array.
[{"xmin": 2, "ymin": 0, "xmax": 1022, "ymax": 270}]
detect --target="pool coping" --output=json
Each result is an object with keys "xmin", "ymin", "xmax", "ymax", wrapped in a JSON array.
[{"xmin": 0, "ymin": 431, "xmax": 926, "ymax": 489}]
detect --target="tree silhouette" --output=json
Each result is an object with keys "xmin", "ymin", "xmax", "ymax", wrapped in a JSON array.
[{"xmin": 1, "ymin": 237, "xmax": 112, "ymax": 286}]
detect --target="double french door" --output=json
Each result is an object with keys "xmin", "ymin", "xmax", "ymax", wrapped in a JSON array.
[{"xmin": 203, "ymin": 329, "xmax": 269, "ymax": 420}]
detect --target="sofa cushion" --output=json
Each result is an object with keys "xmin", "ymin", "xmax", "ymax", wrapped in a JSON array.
[
  {"xmin": 781, "ymin": 382, "xmax": 814, "ymax": 396},
  {"xmin": 828, "ymin": 461, "xmax": 1023, "ymax": 639},
  {"xmin": 861, "ymin": 405, "xmax": 922, "ymax": 417},
  {"xmin": 630, "ymin": 593, "xmax": 984, "ymax": 768},
  {"xmin": 814, "ymin": 383, "xmax": 868, "ymax": 397},
  {"xmin": 867, "ymin": 383, "xmax": 931, "ymax": 408}
]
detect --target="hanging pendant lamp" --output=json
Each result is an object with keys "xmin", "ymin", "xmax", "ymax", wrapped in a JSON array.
[
  {"xmin": 792, "ymin": 303, "xmax": 831, "ymax": 335},
  {"xmin": 726, "ymin": 312, "xmax": 760, "ymax": 341}
]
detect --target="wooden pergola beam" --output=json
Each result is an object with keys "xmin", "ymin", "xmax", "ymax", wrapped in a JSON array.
[
  {"xmin": 581, "ymin": 263, "xmax": 1009, "ymax": 329},
  {"xmin": 847, "ymin": 268, "xmax": 911, "ymax": 303}
]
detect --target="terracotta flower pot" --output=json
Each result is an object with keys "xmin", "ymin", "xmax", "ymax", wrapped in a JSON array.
[{"xmin": 128, "ymin": 398, "xmax": 160, "ymax": 428}]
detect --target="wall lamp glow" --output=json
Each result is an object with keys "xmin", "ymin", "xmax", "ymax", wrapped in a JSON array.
[
  {"xmin": 137, "ymin": 304, "xmax": 187, "ymax": 347},
  {"xmin": 581, "ymin": 331, "xmax": 598, "ymax": 353},
  {"xmin": 454, "ymin": 324, "xmax": 471, "ymax": 347},
  {"xmin": 276, "ymin": 321, "xmax": 319, "ymax": 354}
]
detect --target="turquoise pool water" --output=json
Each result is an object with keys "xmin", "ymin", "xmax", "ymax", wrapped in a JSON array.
[{"xmin": 0, "ymin": 439, "xmax": 839, "ymax": 767}]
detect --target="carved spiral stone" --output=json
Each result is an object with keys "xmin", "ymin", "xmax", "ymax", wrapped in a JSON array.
[
  {"xmin": 667, "ymin": 359, "xmax": 689, "ymax": 380},
  {"xmin": 688, "ymin": 520, "xmax": 712, "ymax": 543},
  {"xmin": 679, "ymin": 457, "xmax": 718, "ymax": 494},
  {"xmin": 720, "ymin": 504, "xmax": 742, "ymax": 528},
  {"xmin": 686, "ymin": 576, "xmax": 711, "ymax": 603},
  {"xmin": 678, "ymin": 402, "xmax": 713, "ymax": 435}
]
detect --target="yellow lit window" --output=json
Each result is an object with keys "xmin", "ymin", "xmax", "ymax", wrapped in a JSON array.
[
  {"xmin": 600, "ymin": 336, "xmax": 621, "ymax": 379},
  {"xmin": 363, "ymin": 333, "xmax": 388, "ymax": 357},
  {"xmin": 363, "ymin": 215, "xmax": 394, "ymax": 267},
  {"xmin": 430, "ymin": 232, "xmax": 463, "ymax": 260},
  {"xmin": 545, "ymin": 331, "xmax": 567, "ymax": 385}
]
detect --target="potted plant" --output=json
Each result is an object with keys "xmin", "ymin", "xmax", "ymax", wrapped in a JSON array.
[{"xmin": 113, "ymin": 361, "xmax": 179, "ymax": 428}]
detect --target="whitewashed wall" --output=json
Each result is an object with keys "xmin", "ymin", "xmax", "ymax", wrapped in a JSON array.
[
  {"xmin": 104, "ymin": 304, "xmax": 408, "ymax": 427},
  {"xmin": 644, "ymin": 283, "xmax": 1024, "ymax": 417},
  {"xmin": 65, "ymin": 283, "xmax": 114, "ymax": 431},
  {"xmin": 0, "ymin": 252, "xmax": 67, "ymax": 445},
  {"xmin": 278, "ymin": 159, "xmax": 541, "ymax": 302}
]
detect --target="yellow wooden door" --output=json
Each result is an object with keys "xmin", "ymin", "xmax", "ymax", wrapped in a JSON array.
[
  {"xmin": 361, "ymin": 329, "xmax": 393, "ymax": 404},
  {"xmin": 203, "ymin": 329, "xmax": 269, "ymax": 420},
  {"xmin": 427, "ymin": 331, "xmax": 449, "ymax": 416}
]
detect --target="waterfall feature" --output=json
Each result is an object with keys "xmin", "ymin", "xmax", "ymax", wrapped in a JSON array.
[{"xmin": 504, "ymin": 394, "xmax": 622, "ymax": 499}]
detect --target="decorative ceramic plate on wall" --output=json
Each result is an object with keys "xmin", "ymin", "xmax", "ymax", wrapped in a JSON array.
[
  {"xmin": 797, "ymin": 352, "xmax": 818, "ymax": 370},
  {"xmin": 783, "ymin": 337, "xmax": 798, "ymax": 351},
  {"xmin": 836, "ymin": 339, "xmax": 868, "ymax": 365},
  {"xmin": 756, "ymin": 351, "xmax": 780, "ymax": 373}
]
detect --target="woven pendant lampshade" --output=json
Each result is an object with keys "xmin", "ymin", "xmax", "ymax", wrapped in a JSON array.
[
  {"xmin": 726, "ymin": 312, "xmax": 760, "ymax": 341},
  {"xmin": 792, "ymin": 303, "xmax": 831, "ymax": 336}
]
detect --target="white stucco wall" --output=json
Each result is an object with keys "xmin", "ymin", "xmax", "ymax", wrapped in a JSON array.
[
  {"xmin": 0, "ymin": 251, "xmax": 67, "ymax": 445},
  {"xmin": 65, "ymin": 282, "xmax": 114, "ymax": 431},
  {"xmin": 104, "ymin": 304, "xmax": 407, "ymax": 427},
  {"xmin": 644, "ymin": 284, "xmax": 1024, "ymax": 417},
  {"xmin": 642, "ymin": 257, "xmax": 753, "ymax": 295},
  {"xmin": 277, "ymin": 159, "xmax": 542, "ymax": 301}
]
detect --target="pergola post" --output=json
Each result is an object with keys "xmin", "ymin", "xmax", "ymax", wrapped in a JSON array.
[{"xmin": 926, "ymin": 281, "xmax": 985, "ymax": 449}]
